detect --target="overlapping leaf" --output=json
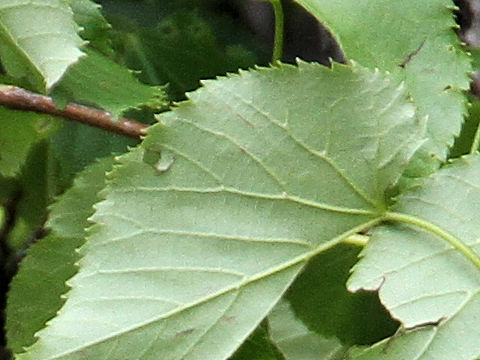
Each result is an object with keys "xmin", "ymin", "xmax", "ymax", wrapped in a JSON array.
[
  {"xmin": 0, "ymin": 106, "xmax": 57, "ymax": 177},
  {"xmin": 286, "ymin": 243, "xmax": 398, "ymax": 345},
  {"xmin": 6, "ymin": 141, "xmax": 56, "ymax": 252},
  {"xmin": 68, "ymin": 0, "xmax": 113, "ymax": 56},
  {"xmin": 230, "ymin": 323, "xmax": 282, "ymax": 360},
  {"xmin": 16, "ymin": 61, "xmax": 423, "ymax": 360},
  {"xmin": 268, "ymin": 300, "xmax": 347, "ymax": 360},
  {"xmin": 6, "ymin": 157, "xmax": 113, "ymax": 354},
  {"xmin": 50, "ymin": 121, "xmax": 137, "ymax": 187},
  {"xmin": 114, "ymin": 10, "xmax": 260, "ymax": 100},
  {"xmin": 51, "ymin": 49, "xmax": 167, "ymax": 117},
  {"xmin": 294, "ymin": 0, "xmax": 471, "ymax": 165},
  {"xmin": 0, "ymin": 0, "xmax": 84, "ymax": 91},
  {"xmin": 348, "ymin": 155, "xmax": 480, "ymax": 359}
]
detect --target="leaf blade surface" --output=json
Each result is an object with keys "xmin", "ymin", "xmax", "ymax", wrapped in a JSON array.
[
  {"xmin": 294, "ymin": 0, "xmax": 471, "ymax": 164},
  {"xmin": 0, "ymin": 106, "xmax": 56, "ymax": 177},
  {"xmin": 0, "ymin": 0, "xmax": 84, "ymax": 91},
  {"xmin": 268, "ymin": 300, "xmax": 347, "ymax": 360},
  {"xmin": 18, "ymin": 62, "xmax": 423, "ymax": 360},
  {"xmin": 51, "ymin": 49, "xmax": 167, "ymax": 117}
]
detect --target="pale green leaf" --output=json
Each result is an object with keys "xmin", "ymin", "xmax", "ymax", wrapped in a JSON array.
[
  {"xmin": 18, "ymin": 62, "xmax": 423, "ymax": 360},
  {"xmin": 0, "ymin": 0, "xmax": 85, "ymax": 91},
  {"xmin": 0, "ymin": 106, "xmax": 57, "ymax": 177},
  {"xmin": 51, "ymin": 49, "xmax": 167, "ymax": 117},
  {"xmin": 348, "ymin": 327, "xmax": 444, "ymax": 360},
  {"xmin": 6, "ymin": 157, "xmax": 114, "ymax": 354},
  {"xmin": 294, "ymin": 0, "xmax": 471, "ymax": 164},
  {"xmin": 269, "ymin": 300, "xmax": 347, "ymax": 360},
  {"xmin": 348, "ymin": 155, "xmax": 480, "ymax": 359}
]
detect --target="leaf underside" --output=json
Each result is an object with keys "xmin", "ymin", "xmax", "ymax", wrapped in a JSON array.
[
  {"xmin": 0, "ymin": 0, "xmax": 84, "ymax": 91},
  {"xmin": 294, "ymin": 0, "xmax": 471, "ymax": 165},
  {"xmin": 16, "ymin": 61, "xmax": 424, "ymax": 360},
  {"xmin": 349, "ymin": 156, "xmax": 480, "ymax": 359}
]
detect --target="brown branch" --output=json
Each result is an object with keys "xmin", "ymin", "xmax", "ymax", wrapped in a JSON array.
[{"xmin": 0, "ymin": 85, "xmax": 148, "ymax": 139}]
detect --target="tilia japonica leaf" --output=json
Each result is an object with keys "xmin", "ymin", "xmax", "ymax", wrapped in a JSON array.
[
  {"xmin": 0, "ymin": 0, "xmax": 85, "ymax": 91},
  {"xmin": 294, "ymin": 0, "xmax": 471, "ymax": 166},
  {"xmin": 347, "ymin": 156, "xmax": 480, "ymax": 359},
  {"xmin": 15, "ymin": 61, "xmax": 424, "ymax": 360}
]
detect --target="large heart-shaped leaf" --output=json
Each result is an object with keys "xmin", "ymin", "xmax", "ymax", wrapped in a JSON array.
[
  {"xmin": 17, "ymin": 61, "xmax": 424, "ymax": 360},
  {"xmin": 294, "ymin": 0, "xmax": 471, "ymax": 165},
  {"xmin": 348, "ymin": 156, "xmax": 480, "ymax": 359}
]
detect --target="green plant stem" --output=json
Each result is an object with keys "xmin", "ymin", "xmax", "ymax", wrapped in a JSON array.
[
  {"xmin": 270, "ymin": 0, "xmax": 284, "ymax": 63},
  {"xmin": 385, "ymin": 211, "xmax": 480, "ymax": 270},
  {"xmin": 470, "ymin": 119, "xmax": 480, "ymax": 154}
]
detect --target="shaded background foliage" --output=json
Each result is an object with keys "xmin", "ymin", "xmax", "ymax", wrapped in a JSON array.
[{"xmin": 0, "ymin": 0, "xmax": 478, "ymax": 359}]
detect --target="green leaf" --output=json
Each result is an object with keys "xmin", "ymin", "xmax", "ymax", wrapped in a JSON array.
[
  {"xmin": 230, "ymin": 323, "xmax": 283, "ymax": 360},
  {"xmin": 0, "ymin": 106, "xmax": 57, "ymax": 177},
  {"xmin": 348, "ymin": 155, "xmax": 480, "ymax": 359},
  {"xmin": 68, "ymin": 0, "xmax": 113, "ymax": 56},
  {"xmin": 450, "ymin": 97, "xmax": 480, "ymax": 157},
  {"xmin": 113, "ymin": 10, "xmax": 260, "ymax": 100},
  {"xmin": 0, "ymin": 0, "xmax": 85, "ymax": 91},
  {"xmin": 49, "ymin": 120, "xmax": 138, "ymax": 187},
  {"xmin": 6, "ymin": 140, "xmax": 58, "ymax": 252},
  {"xmin": 294, "ymin": 0, "xmax": 471, "ymax": 164},
  {"xmin": 51, "ymin": 49, "xmax": 167, "ymax": 117},
  {"xmin": 6, "ymin": 157, "xmax": 114, "ymax": 354},
  {"xmin": 348, "ymin": 327, "xmax": 445, "ymax": 360},
  {"xmin": 17, "ymin": 62, "xmax": 423, "ymax": 360},
  {"xmin": 269, "ymin": 300, "xmax": 347, "ymax": 360},
  {"xmin": 286, "ymin": 243, "xmax": 398, "ymax": 345}
]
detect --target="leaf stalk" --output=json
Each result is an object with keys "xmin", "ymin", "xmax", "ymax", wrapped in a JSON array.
[
  {"xmin": 384, "ymin": 211, "xmax": 480, "ymax": 270},
  {"xmin": 269, "ymin": 0, "xmax": 284, "ymax": 63}
]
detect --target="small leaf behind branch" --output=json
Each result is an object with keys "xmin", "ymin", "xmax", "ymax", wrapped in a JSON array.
[{"xmin": 51, "ymin": 49, "xmax": 167, "ymax": 118}]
